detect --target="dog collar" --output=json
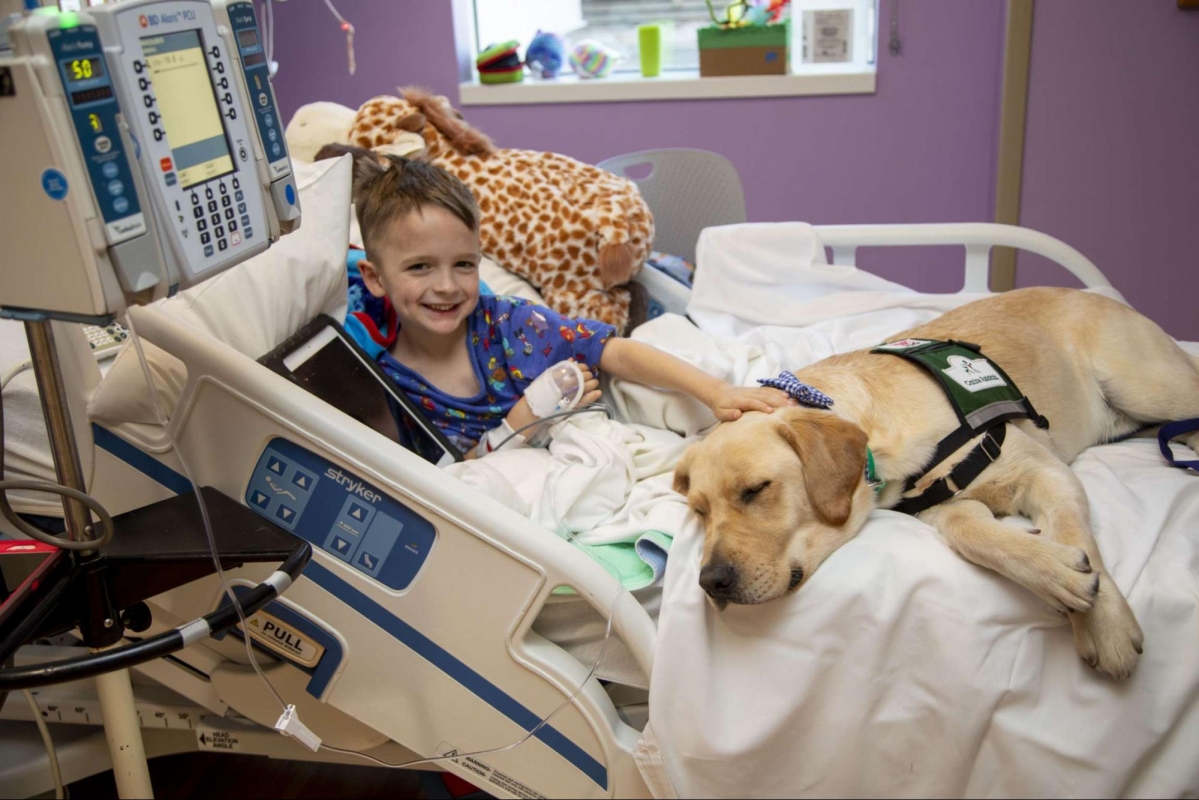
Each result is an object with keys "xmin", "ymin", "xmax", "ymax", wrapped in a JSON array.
[
  {"xmin": 866, "ymin": 447, "xmax": 885, "ymax": 497},
  {"xmin": 757, "ymin": 372, "xmax": 883, "ymax": 497}
]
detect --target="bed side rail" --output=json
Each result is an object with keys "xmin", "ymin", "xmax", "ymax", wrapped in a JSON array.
[
  {"xmin": 111, "ymin": 304, "xmax": 655, "ymax": 798},
  {"xmin": 813, "ymin": 222, "xmax": 1111, "ymax": 292}
]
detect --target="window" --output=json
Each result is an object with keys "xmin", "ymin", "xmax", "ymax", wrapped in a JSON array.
[
  {"xmin": 575, "ymin": 0, "xmax": 715, "ymax": 73},
  {"xmin": 463, "ymin": 0, "xmax": 879, "ymax": 105},
  {"xmin": 472, "ymin": 0, "xmax": 877, "ymax": 76}
]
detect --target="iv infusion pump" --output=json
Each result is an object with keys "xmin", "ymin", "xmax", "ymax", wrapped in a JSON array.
[{"xmin": 0, "ymin": 0, "xmax": 300, "ymax": 322}]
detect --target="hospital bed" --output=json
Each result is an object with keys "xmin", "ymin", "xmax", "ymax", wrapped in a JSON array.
[
  {"xmin": 8, "ymin": 141, "xmax": 1193, "ymax": 799},
  {"xmin": 0, "ymin": 16, "xmax": 1194, "ymax": 790}
]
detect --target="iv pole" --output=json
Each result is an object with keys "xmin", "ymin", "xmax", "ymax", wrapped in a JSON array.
[{"xmin": 24, "ymin": 319, "xmax": 154, "ymax": 799}]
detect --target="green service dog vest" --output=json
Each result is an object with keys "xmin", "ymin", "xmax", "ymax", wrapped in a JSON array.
[{"xmin": 871, "ymin": 338, "xmax": 1049, "ymax": 515}]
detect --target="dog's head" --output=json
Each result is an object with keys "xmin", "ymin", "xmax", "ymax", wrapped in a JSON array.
[{"xmin": 673, "ymin": 407, "xmax": 872, "ymax": 607}]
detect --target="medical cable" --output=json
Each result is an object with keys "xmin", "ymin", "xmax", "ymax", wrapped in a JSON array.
[
  {"xmin": 263, "ymin": 0, "xmax": 274, "ymax": 70},
  {"xmin": 0, "ymin": 543, "xmax": 310, "ymax": 691},
  {"xmin": 0, "ymin": 368, "xmax": 115, "ymax": 551},
  {"xmin": 1, "ymin": 359, "xmax": 31, "ymax": 391},
  {"xmin": 0, "ymin": 327, "xmax": 305, "ymax": 692},
  {"xmin": 322, "ymin": 406, "xmax": 627, "ymax": 770},
  {"xmin": 317, "ymin": 580, "xmax": 623, "ymax": 771},
  {"xmin": 22, "ymin": 689, "xmax": 65, "ymax": 799},
  {"xmin": 489, "ymin": 403, "xmax": 613, "ymax": 453},
  {"xmin": 124, "ymin": 317, "xmax": 289, "ymax": 714},
  {"xmin": 321, "ymin": 0, "xmax": 356, "ymax": 76},
  {"xmin": 123, "ymin": 322, "xmax": 625, "ymax": 763}
]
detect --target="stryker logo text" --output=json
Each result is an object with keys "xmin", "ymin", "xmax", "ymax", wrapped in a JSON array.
[{"xmin": 324, "ymin": 468, "xmax": 381, "ymax": 504}]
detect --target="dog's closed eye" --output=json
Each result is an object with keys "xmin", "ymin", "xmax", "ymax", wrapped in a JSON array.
[{"xmin": 741, "ymin": 481, "xmax": 772, "ymax": 504}]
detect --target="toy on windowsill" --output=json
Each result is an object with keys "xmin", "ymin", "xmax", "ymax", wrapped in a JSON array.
[
  {"xmin": 706, "ymin": 0, "xmax": 790, "ymax": 28},
  {"xmin": 698, "ymin": 0, "xmax": 790, "ymax": 76},
  {"xmin": 525, "ymin": 30, "xmax": 566, "ymax": 79},
  {"xmin": 476, "ymin": 40, "xmax": 524, "ymax": 84},
  {"xmin": 568, "ymin": 40, "xmax": 620, "ymax": 78}
]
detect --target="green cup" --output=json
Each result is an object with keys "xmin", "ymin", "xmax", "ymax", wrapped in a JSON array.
[{"xmin": 639, "ymin": 24, "xmax": 662, "ymax": 77}]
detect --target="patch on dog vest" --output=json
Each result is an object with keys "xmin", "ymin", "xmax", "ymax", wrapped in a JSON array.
[
  {"xmin": 871, "ymin": 339, "xmax": 1030, "ymax": 429},
  {"xmin": 941, "ymin": 354, "xmax": 1007, "ymax": 394},
  {"xmin": 874, "ymin": 338, "xmax": 934, "ymax": 351},
  {"xmin": 871, "ymin": 338, "xmax": 1049, "ymax": 515}
]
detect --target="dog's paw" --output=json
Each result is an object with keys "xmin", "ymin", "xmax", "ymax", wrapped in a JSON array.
[
  {"xmin": 1071, "ymin": 575, "xmax": 1143, "ymax": 680},
  {"xmin": 1025, "ymin": 541, "xmax": 1098, "ymax": 613}
]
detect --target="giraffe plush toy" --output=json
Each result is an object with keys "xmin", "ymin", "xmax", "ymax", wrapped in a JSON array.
[{"xmin": 348, "ymin": 88, "xmax": 654, "ymax": 331}]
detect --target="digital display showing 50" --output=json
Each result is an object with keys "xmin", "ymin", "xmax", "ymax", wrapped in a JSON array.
[{"xmin": 64, "ymin": 56, "xmax": 104, "ymax": 83}]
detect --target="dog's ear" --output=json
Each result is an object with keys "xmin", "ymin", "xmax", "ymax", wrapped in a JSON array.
[
  {"xmin": 779, "ymin": 411, "xmax": 868, "ymax": 527},
  {"xmin": 673, "ymin": 444, "xmax": 697, "ymax": 497}
]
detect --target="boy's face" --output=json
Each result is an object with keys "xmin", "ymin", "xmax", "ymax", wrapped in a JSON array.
[{"xmin": 359, "ymin": 206, "xmax": 482, "ymax": 341}]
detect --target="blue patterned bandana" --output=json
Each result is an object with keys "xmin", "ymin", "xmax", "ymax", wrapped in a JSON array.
[{"xmin": 757, "ymin": 372, "xmax": 834, "ymax": 409}]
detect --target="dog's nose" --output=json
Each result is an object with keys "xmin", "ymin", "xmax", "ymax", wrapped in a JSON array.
[{"xmin": 700, "ymin": 561, "xmax": 737, "ymax": 599}]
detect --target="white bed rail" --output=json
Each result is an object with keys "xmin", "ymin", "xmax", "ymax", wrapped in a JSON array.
[
  {"xmin": 814, "ymin": 222, "xmax": 1111, "ymax": 292},
  {"xmin": 634, "ymin": 222, "xmax": 1110, "ymax": 319},
  {"xmin": 113, "ymin": 304, "xmax": 655, "ymax": 798}
]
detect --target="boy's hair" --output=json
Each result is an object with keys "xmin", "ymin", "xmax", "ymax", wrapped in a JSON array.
[{"xmin": 351, "ymin": 154, "xmax": 479, "ymax": 261}]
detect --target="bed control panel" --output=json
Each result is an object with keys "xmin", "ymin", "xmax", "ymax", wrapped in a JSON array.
[{"xmin": 245, "ymin": 438, "xmax": 437, "ymax": 591}]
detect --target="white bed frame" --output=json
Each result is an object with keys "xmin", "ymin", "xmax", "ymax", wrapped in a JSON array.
[
  {"xmin": 636, "ymin": 222, "xmax": 1112, "ymax": 318},
  {"xmin": 0, "ymin": 224, "xmax": 1110, "ymax": 799}
]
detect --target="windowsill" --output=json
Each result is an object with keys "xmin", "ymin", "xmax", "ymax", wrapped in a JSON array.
[{"xmin": 457, "ymin": 67, "xmax": 876, "ymax": 106}]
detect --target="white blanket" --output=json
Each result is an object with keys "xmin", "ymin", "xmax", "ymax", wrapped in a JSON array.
[
  {"xmin": 450, "ymin": 223, "xmax": 1197, "ymax": 797},
  {"xmin": 637, "ymin": 436, "xmax": 1199, "ymax": 798},
  {"xmin": 620, "ymin": 228, "xmax": 1199, "ymax": 798}
]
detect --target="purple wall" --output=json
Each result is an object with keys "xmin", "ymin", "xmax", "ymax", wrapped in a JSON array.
[
  {"xmin": 267, "ymin": 2, "xmax": 1198, "ymax": 336},
  {"xmin": 1018, "ymin": 2, "xmax": 1199, "ymax": 340},
  {"xmin": 268, "ymin": 0, "xmax": 1005, "ymax": 293}
]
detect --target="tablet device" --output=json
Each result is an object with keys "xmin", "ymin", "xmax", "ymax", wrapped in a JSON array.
[{"xmin": 259, "ymin": 316, "xmax": 462, "ymax": 467}]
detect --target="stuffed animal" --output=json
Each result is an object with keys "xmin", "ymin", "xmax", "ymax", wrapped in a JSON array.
[
  {"xmin": 569, "ymin": 40, "xmax": 620, "ymax": 78},
  {"xmin": 286, "ymin": 101, "xmax": 426, "ymax": 163},
  {"xmin": 347, "ymin": 88, "xmax": 654, "ymax": 331},
  {"xmin": 525, "ymin": 30, "xmax": 566, "ymax": 78},
  {"xmin": 284, "ymin": 101, "xmax": 357, "ymax": 163}
]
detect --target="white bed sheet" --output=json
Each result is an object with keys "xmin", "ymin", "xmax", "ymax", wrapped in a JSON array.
[
  {"xmin": 451, "ymin": 280, "xmax": 1199, "ymax": 796},
  {"xmin": 621, "ymin": 224, "xmax": 1199, "ymax": 798},
  {"xmin": 445, "ymin": 228, "xmax": 1198, "ymax": 794},
  {"xmin": 637, "ymin": 435, "xmax": 1199, "ymax": 798}
]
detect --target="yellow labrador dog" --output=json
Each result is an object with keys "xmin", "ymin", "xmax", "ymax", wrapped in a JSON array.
[{"xmin": 673, "ymin": 288, "xmax": 1199, "ymax": 679}]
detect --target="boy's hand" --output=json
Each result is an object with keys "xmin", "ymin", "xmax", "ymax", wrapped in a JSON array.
[
  {"xmin": 506, "ymin": 396, "xmax": 538, "ymax": 433},
  {"xmin": 708, "ymin": 384, "xmax": 795, "ymax": 422},
  {"xmin": 578, "ymin": 367, "xmax": 602, "ymax": 409},
  {"xmin": 508, "ymin": 366, "xmax": 602, "ymax": 431}
]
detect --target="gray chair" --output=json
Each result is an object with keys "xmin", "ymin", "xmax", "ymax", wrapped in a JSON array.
[{"xmin": 597, "ymin": 148, "xmax": 747, "ymax": 265}]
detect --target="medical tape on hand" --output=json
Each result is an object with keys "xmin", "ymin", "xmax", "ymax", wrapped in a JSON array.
[
  {"xmin": 481, "ymin": 418, "xmax": 526, "ymax": 454},
  {"xmin": 525, "ymin": 360, "xmax": 586, "ymax": 419}
]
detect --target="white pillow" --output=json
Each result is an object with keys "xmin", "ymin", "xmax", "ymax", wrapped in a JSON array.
[{"xmin": 88, "ymin": 156, "xmax": 354, "ymax": 426}]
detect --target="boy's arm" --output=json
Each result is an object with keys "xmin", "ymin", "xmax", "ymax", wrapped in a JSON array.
[{"xmin": 599, "ymin": 339, "xmax": 792, "ymax": 422}]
